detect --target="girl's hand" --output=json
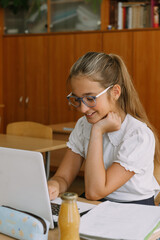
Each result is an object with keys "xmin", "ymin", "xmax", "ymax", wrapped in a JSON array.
[
  {"xmin": 48, "ymin": 180, "xmax": 60, "ymax": 200},
  {"xmin": 93, "ymin": 112, "xmax": 121, "ymax": 134}
]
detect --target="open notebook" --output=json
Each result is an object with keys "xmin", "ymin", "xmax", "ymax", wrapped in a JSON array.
[{"xmin": 80, "ymin": 200, "xmax": 160, "ymax": 240}]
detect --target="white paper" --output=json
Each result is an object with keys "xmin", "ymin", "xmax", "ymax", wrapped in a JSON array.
[
  {"xmin": 79, "ymin": 201, "xmax": 160, "ymax": 240},
  {"xmin": 51, "ymin": 197, "xmax": 96, "ymax": 214}
]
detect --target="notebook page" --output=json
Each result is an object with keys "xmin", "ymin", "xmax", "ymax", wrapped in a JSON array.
[{"xmin": 79, "ymin": 201, "xmax": 160, "ymax": 240}]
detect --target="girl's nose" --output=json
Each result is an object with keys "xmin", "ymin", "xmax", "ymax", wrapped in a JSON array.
[{"xmin": 78, "ymin": 101, "xmax": 90, "ymax": 113}]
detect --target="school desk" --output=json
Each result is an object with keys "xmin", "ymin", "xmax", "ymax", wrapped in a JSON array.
[
  {"xmin": 48, "ymin": 121, "xmax": 76, "ymax": 140},
  {"xmin": 0, "ymin": 133, "xmax": 66, "ymax": 179},
  {"xmin": 0, "ymin": 197, "xmax": 99, "ymax": 240},
  {"xmin": 0, "ymin": 195, "xmax": 160, "ymax": 240}
]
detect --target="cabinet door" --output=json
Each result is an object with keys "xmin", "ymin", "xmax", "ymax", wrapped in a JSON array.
[
  {"xmin": 74, "ymin": 32, "xmax": 103, "ymax": 120},
  {"xmin": 133, "ymin": 30, "xmax": 160, "ymax": 133},
  {"xmin": 3, "ymin": 36, "xmax": 25, "ymax": 128},
  {"xmin": 24, "ymin": 35, "xmax": 49, "ymax": 124},
  {"xmin": 48, "ymin": 34, "xmax": 75, "ymax": 124},
  {"xmin": 102, "ymin": 32, "xmax": 133, "ymax": 76},
  {"xmin": 74, "ymin": 32, "xmax": 102, "ymax": 59}
]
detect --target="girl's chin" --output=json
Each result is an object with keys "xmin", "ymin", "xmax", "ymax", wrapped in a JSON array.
[
  {"xmin": 86, "ymin": 114, "xmax": 106, "ymax": 124},
  {"xmin": 86, "ymin": 117, "xmax": 100, "ymax": 124}
]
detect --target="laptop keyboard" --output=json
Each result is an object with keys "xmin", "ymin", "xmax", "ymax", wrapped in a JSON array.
[
  {"xmin": 51, "ymin": 203, "xmax": 61, "ymax": 226},
  {"xmin": 51, "ymin": 202, "xmax": 91, "ymax": 227},
  {"xmin": 51, "ymin": 202, "xmax": 61, "ymax": 215}
]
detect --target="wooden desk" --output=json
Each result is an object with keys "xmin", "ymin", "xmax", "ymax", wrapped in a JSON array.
[
  {"xmin": 0, "ymin": 134, "xmax": 67, "ymax": 179},
  {"xmin": 49, "ymin": 121, "xmax": 76, "ymax": 133},
  {"xmin": 0, "ymin": 198, "xmax": 99, "ymax": 240},
  {"xmin": 49, "ymin": 121, "xmax": 76, "ymax": 140},
  {"xmin": 0, "ymin": 196, "xmax": 160, "ymax": 240},
  {"xmin": 1, "ymin": 219, "xmax": 160, "ymax": 240}
]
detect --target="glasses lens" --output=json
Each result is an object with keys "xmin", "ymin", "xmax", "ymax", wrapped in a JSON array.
[
  {"xmin": 68, "ymin": 96, "xmax": 80, "ymax": 107},
  {"xmin": 83, "ymin": 96, "xmax": 96, "ymax": 107}
]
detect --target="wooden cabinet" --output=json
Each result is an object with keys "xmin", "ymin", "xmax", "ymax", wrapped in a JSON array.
[
  {"xmin": 2, "ymin": 29, "xmax": 160, "ymax": 140},
  {"xmin": 3, "ymin": 35, "xmax": 49, "ymax": 129},
  {"xmin": 3, "ymin": 0, "xmax": 102, "ymax": 35},
  {"xmin": 74, "ymin": 32, "xmax": 102, "ymax": 58},
  {"xmin": 2, "ymin": 0, "xmax": 159, "ymax": 35},
  {"xmin": 48, "ymin": 33, "xmax": 75, "ymax": 124},
  {"xmin": 24, "ymin": 36, "xmax": 49, "ymax": 123},
  {"xmin": 102, "ymin": 31, "xmax": 133, "ymax": 76},
  {"xmin": 133, "ymin": 30, "xmax": 160, "ymax": 135},
  {"xmin": 3, "ymin": 36, "xmax": 25, "ymax": 125},
  {"xmin": 1, "ymin": 1, "xmax": 160, "ymax": 173}
]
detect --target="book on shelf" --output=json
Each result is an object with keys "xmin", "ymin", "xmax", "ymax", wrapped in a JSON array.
[
  {"xmin": 117, "ymin": 2, "xmax": 152, "ymax": 29},
  {"xmin": 111, "ymin": 1, "xmax": 160, "ymax": 29},
  {"xmin": 79, "ymin": 201, "xmax": 160, "ymax": 240},
  {"xmin": 117, "ymin": 1, "xmax": 123, "ymax": 29},
  {"xmin": 153, "ymin": 5, "xmax": 159, "ymax": 27},
  {"xmin": 151, "ymin": 0, "xmax": 160, "ymax": 27}
]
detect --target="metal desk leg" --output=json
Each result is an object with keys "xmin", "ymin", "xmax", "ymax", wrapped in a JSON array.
[{"xmin": 45, "ymin": 151, "xmax": 50, "ymax": 180}]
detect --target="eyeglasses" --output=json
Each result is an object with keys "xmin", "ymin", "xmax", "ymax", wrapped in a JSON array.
[{"xmin": 67, "ymin": 85, "xmax": 113, "ymax": 108}]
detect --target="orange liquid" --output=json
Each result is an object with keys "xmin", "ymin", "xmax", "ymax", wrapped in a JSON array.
[{"xmin": 58, "ymin": 200, "xmax": 80, "ymax": 240}]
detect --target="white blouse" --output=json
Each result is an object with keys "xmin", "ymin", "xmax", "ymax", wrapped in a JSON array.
[{"xmin": 67, "ymin": 114, "xmax": 160, "ymax": 201}]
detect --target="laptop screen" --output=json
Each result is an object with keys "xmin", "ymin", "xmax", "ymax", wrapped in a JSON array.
[{"xmin": 0, "ymin": 147, "xmax": 54, "ymax": 229}]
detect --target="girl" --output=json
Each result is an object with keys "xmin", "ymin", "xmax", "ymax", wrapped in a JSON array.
[{"xmin": 48, "ymin": 52, "xmax": 160, "ymax": 205}]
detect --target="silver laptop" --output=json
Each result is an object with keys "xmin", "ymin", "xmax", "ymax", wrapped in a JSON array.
[{"xmin": 0, "ymin": 147, "xmax": 54, "ymax": 229}]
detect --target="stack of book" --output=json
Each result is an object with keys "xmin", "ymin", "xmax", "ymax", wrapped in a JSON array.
[{"xmin": 110, "ymin": 0, "xmax": 160, "ymax": 30}]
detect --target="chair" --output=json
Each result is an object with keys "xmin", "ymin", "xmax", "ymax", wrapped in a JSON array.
[
  {"xmin": 6, "ymin": 121, "xmax": 53, "ymax": 179},
  {"xmin": 6, "ymin": 121, "xmax": 53, "ymax": 139}
]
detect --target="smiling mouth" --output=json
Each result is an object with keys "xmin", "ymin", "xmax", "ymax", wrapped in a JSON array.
[{"xmin": 86, "ymin": 112, "xmax": 95, "ymax": 117}]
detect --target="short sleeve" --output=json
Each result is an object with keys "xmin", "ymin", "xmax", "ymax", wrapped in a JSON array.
[
  {"xmin": 114, "ymin": 127, "xmax": 155, "ymax": 174},
  {"xmin": 67, "ymin": 117, "xmax": 85, "ymax": 158}
]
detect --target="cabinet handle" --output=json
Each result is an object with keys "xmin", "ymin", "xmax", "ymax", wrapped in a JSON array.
[
  {"xmin": 25, "ymin": 97, "xmax": 29, "ymax": 105},
  {"xmin": 19, "ymin": 96, "xmax": 23, "ymax": 103}
]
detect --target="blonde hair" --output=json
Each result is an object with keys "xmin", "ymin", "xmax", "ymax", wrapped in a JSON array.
[{"xmin": 67, "ymin": 52, "xmax": 160, "ymax": 167}]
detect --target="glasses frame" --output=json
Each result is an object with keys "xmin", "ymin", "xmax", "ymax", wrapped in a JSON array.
[{"xmin": 67, "ymin": 85, "xmax": 113, "ymax": 108}]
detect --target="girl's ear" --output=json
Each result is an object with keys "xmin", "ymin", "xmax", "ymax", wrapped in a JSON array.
[{"xmin": 111, "ymin": 84, "xmax": 121, "ymax": 101}]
